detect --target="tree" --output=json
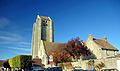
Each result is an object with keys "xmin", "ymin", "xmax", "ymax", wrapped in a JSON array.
[
  {"xmin": 20, "ymin": 55, "xmax": 32, "ymax": 69},
  {"xmin": 7, "ymin": 55, "xmax": 32, "ymax": 70},
  {"xmin": 65, "ymin": 37, "xmax": 91, "ymax": 59},
  {"xmin": 52, "ymin": 37, "xmax": 91, "ymax": 64},
  {"xmin": 3, "ymin": 60, "xmax": 10, "ymax": 68},
  {"xmin": 52, "ymin": 50, "xmax": 71, "ymax": 65},
  {"xmin": 8, "ymin": 58, "xmax": 14, "ymax": 68}
]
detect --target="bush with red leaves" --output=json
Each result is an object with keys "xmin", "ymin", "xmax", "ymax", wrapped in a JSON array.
[{"xmin": 65, "ymin": 37, "xmax": 91, "ymax": 59}]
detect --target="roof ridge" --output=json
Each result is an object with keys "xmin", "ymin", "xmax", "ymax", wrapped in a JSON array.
[{"xmin": 93, "ymin": 38, "xmax": 118, "ymax": 50}]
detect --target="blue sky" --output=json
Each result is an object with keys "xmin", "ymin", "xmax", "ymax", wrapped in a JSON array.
[{"xmin": 0, "ymin": 0, "xmax": 120, "ymax": 60}]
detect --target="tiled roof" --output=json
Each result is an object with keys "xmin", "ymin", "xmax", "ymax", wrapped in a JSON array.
[
  {"xmin": 43, "ymin": 41, "xmax": 66, "ymax": 56},
  {"xmin": 93, "ymin": 38, "xmax": 118, "ymax": 50}
]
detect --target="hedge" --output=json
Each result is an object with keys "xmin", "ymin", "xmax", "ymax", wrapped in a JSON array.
[{"xmin": 3, "ymin": 55, "xmax": 32, "ymax": 69}]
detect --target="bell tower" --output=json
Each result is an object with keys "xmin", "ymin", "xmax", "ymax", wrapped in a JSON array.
[
  {"xmin": 32, "ymin": 15, "xmax": 54, "ymax": 59},
  {"xmin": 40, "ymin": 16, "xmax": 54, "ymax": 42}
]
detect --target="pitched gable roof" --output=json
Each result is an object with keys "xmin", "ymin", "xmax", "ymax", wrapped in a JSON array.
[
  {"xmin": 43, "ymin": 41, "xmax": 66, "ymax": 56},
  {"xmin": 93, "ymin": 38, "xmax": 118, "ymax": 51}
]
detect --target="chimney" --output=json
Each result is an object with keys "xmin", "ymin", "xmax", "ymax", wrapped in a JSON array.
[
  {"xmin": 88, "ymin": 34, "xmax": 93, "ymax": 40},
  {"xmin": 102, "ymin": 37, "xmax": 107, "ymax": 42}
]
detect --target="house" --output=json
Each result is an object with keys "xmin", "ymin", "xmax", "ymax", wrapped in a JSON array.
[{"xmin": 85, "ymin": 34, "xmax": 118, "ymax": 59}]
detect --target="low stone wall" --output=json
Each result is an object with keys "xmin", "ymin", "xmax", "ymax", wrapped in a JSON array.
[{"xmin": 60, "ymin": 58, "xmax": 120, "ymax": 71}]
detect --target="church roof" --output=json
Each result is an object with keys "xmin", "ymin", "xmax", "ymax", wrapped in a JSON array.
[
  {"xmin": 43, "ymin": 41, "xmax": 66, "ymax": 56},
  {"xmin": 93, "ymin": 38, "xmax": 118, "ymax": 51}
]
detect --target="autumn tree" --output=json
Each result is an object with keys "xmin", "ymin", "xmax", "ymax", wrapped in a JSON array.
[
  {"xmin": 65, "ymin": 37, "xmax": 91, "ymax": 59},
  {"xmin": 52, "ymin": 37, "xmax": 91, "ymax": 65},
  {"xmin": 52, "ymin": 50, "xmax": 71, "ymax": 65}
]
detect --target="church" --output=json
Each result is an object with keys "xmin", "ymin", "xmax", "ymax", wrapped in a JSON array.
[
  {"xmin": 32, "ymin": 15, "xmax": 66, "ymax": 67},
  {"xmin": 32, "ymin": 15, "xmax": 119, "ymax": 68}
]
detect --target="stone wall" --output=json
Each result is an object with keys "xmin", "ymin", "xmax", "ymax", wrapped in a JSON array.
[
  {"xmin": 32, "ymin": 16, "xmax": 41, "ymax": 59},
  {"xmin": 38, "ymin": 40, "xmax": 48, "ymax": 67},
  {"xmin": 101, "ymin": 50, "xmax": 117, "ymax": 58},
  {"xmin": 117, "ymin": 60, "xmax": 120, "ymax": 70},
  {"xmin": 86, "ymin": 35, "xmax": 102, "ymax": 59},
  {"xmin": 61, "ymin": 58, "xmax": 120, "ymax": 71}
]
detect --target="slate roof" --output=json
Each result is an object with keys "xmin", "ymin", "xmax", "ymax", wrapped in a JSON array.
[
  {"xmin": 93, "ymin": 38, "xmax": 118, "ymax": 51},
  {"xmin": 43, "ymin": 41, "xmax": 66, "ymax": 56}
]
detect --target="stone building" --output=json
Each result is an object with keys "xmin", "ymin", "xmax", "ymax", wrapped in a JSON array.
[
  {"xmin": 86, "ymin": 34, "xmax": 118, "ymax": 59},
  {"xmin": 32, "ymin": 15, "xmax": 54, "ymax": 59},
  {"xmin": 32, "ymin": 15, "xmax": 119, "ymax": 69},
  {"xmin": 32, "ymin": 15, "xmax": 66, "ymax": 67}
]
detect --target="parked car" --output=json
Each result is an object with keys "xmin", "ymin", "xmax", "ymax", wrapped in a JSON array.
[
  {"xmin": 45, "ymin": 67, "xmax": 62, "ymax": 71},
  {"xmin": 72, "ymin": 69, "xmax": 96, "ymax": 71},
  {"xmin": 84, "ymin": 70, "xmax": 96, "ymax": 71},
  {"xmin": 72, "ymin": 69, "xmax": 83, "ymax": 71},
  {"xmin": 30, "ymin": 65, "xmax": 45, "ymax": 71}
]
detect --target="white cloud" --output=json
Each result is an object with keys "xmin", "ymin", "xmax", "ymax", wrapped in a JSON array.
[
  {"xmin": 19, "ymin": 41, "xmax": 31, "ymax": 45},
  {"xmin": 0, "ymin": 31, "xmax": 23, "ymax": 41},
  {"xmin": 0, "ymin": 36, "xmax": 21, "ymax": 42},
  {"xmin": 5, "ymin": 46, "xmax": 31, "ymax": 52},
  {"xmin": 0, "ymin": 31, "xmax": 31, "ymax": 53},
  {"xmin": 0, "ymin": 18, "xmax": 10, "ymax": 28},
  {"xmin": 0, "ymin": 31, "xmax": 30, "ymax": 44}
]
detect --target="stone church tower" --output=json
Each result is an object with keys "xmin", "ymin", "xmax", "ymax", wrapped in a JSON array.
[{"xmin": 32, "ymin": 15, "xmax": 54, "ymax": 59}]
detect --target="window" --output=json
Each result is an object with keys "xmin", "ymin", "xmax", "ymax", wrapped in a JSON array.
[{"xmin": 106, "ymin": 50, "xmax": 109, "ymax": 56}]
